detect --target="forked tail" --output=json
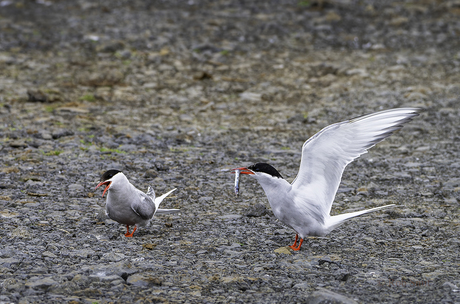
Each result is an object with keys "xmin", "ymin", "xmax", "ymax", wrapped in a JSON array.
[
  {"xmin": 154, "ymin": 188, "xmax": 180, "ymax": 215},
  {"xmin": 325, "ymin": 204, "xmax": 395, "ymax": 233}
]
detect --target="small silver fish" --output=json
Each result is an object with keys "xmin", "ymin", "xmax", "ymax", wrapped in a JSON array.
[{"xmin": 234, "ymin": 169, "xmax": 240, "ymax": 196}]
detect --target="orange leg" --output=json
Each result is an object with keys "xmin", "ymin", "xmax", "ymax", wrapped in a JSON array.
[
  {"xmin": 289, "ymin": 234, "xmax": 299, "ymax": 249},
  {"xmin": 289, "ymin": 234, "xmax": 304, "ymax": 251},
  {"xmin": 125, "ymin": 225, "xmax": 137, "ymax": 237}
]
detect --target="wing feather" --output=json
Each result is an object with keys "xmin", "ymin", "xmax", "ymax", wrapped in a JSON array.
[
  {"xmin": 291, "ymin": 108, "xmax": 419, "ymax": 217},
  {"xmin": 131, "ymin": 191, "xmax": 155, "ymax": 220}
]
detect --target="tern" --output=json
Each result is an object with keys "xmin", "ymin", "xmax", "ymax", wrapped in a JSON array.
[
  {"xmin": 233, "ymin": 108, "xmax": 419, "ymax": 251},
  {"xmin": 95, "ymin": 169, "xmax": 179, "ymax": 237}
]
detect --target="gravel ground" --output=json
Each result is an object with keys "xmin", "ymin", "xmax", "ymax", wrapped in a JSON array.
[{"xmin": 1, "ymin": 0, "xmax": 460, "ymax": 303}]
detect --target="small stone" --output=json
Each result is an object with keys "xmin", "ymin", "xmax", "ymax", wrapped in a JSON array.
[
  {"xmin": 101, "ymin": 252, "xmax": 125, "ymax": 262},
  {"xmin": 293, "ymin": 281, "xmax": 310, "ymax": 289},
  {"xmin": 0, "ymin": 258, "xmax": 21, "ymax": 268},
  {"xmin": 142, "ymin": 243, "xmax": 157, "ymax": 250},
  {"xmin": 179, "ymin": 114, "xmax": 193, "ymax": 122},
  {"xmin": 307, "ymin": 288, "xmax": 359, "ymax": 304},
  {"xmin": 37, "ymin": 131, "xmax": 53, "ymax": 140},
  {"xmin": 25, "ymin": 277, "xmax": 58, "ymax": 290},
  {"xmin": 144, "ymin": 169, "xmax": 158, "ymax": 179},
  {"xmin": 11, "ymin": 227, "xmax": 31, "ymax": 238},
  {"xmin": 96, "ymin": 40, "xmax": 125, "ymax": 53},
  {"xmin": 442, "ymin": 282, "xmax": 459, "ymax": 291},
  {"xmin": 9, "ymin": 140, "xmax": 28, "ymax": 148},
  {"xmin": 42, "ymin": 251, "xmax": 58, "ymax": 258},
  {"xmin": 217, "ymin": 214, "xmax": 242, "ymax": 220},
  {"xmin": 245, "ymin": 203, "xmax": 268, "ymax": 217},
  {"xmin": 27, "ymin": 89, "xmax": 48, "ymax": 102},
  {"xmin": 118, "ymin": 144, "xmax": 137, "ymax": 152},
  {"xmin": 193, "ymin": 71, "xmax": 212, "ymax": 80},
  {"xmin": 389, "ymin": 16, "xmax": 409, "ymax": 26},
  {"xmin": 274, "ymin": 247, "xmax": 291, "ymax": 255},
  {"xmin": 240, "ymin": 92, "xmax": 262, "ymax": 101},
  {"xmin": 126, "ymin": 273, "xmax": 162, "ymax": 287},
  {"xmin": 52, "ymin": 129, "xmax": 74, "ymax": 139},
  {"xmin": 68, "ymin": 184, "xmax": 84, "ymax": 192}
]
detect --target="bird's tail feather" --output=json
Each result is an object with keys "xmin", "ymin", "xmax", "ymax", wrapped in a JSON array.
[
  {"xmin": 156, "ymin": 208, "xmax": 181, "ymax": 214},
  {"xmin": 326, "ymin": 204, "xmax": 395, "ymax": 232},
  {"xmin": 153, "ymin": 188, "xmax": 177, "ymax": 213}
]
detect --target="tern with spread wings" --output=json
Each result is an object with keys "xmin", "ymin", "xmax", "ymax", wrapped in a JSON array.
[{"xmin": 233, "ymin": 108, "xmax": 419, "ymax": 250}]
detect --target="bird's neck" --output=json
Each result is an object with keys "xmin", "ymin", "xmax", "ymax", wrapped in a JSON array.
[
  {"xmin": 107, "ymin": 181, "xmax": 137, "ymax": 203},
  {"xmin": 255, "ymin": 175, "xmax": 291, "ymax": 203}
]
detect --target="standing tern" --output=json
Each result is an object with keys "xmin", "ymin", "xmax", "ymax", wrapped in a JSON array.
[
  {"xmin": 95, "ymin": 169, "xmax": 179, "ymax": 237},
  {"xmin": 232, "ymin": 108, "xmax": 419, "ymax": 251}
]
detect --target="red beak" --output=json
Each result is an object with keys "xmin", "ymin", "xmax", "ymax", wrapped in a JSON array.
[
  {"xmin": 95, "ymin": 181, "xmax": 111, "ymax": 198},
  {"xmin": 231, "ymin": 167, "xmax": 254, "ymax": 175}
]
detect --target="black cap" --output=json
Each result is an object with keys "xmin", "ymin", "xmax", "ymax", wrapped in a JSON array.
[
  {"xmin": 100, "ymin": 169, "xmax": 122, "ymax": 182},
  {"xmin": 248, "ymin": 163, "xmax": 282, "ymax": 178}
]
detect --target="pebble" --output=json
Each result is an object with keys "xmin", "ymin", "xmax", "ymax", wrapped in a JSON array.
[
  {"xmin": 25, "ymin": 277, "xmax": 58, "ymax": 290},
  {"xmin": 307, "ymin": 288, "xmax": 359, "ymax": 304},
  {"xmin": 126, "ymin": 274, "xmax": 162, "ymax": 287}
]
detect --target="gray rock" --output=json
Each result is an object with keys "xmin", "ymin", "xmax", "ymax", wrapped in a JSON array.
[
  {"xmin": 217, "ymin": 214, "xmax": 242, "ymax": 220},
  {"xmin": 126, "ymin": 273, "xmax": 162, "ymax": 287},
  {"xmin": 118, "ymin": 144, "xmax": 137, "ymax": 152},
  {"xmin": 68, "ymin": 184, "xmax": 84, "ymax": 192},
  {"xmin": 25, "ymin": 277, "xmax": 58, "ymax": 290},
  {"xmin": 293, "ymin": 281, "xmax": 310, "ymax": 289},
  {"xmin": 101, "ymin": 252, "xmax": 126, "ymax": 262},
  {"xmin": 307, "ymin": 288, "xmax": 359, "ymax": 304},
  {"xmin": 51, "ymin": 129, "xmax": 74, "ymax": 139},
  {"xmin": 27, "ymin": 89, "xmax": 48, "ymax": 102},
  {"xmin": 245, "ymin": 203, "xmax": 268, "ymax": 217}
]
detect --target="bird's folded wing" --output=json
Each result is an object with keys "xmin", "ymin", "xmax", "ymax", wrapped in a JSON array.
[
  {"xmin": 131, "ymin": 192, "xmax": 156, "ymax": 220},
  {"xmin": 291, "ymin": 108, "xmax": 419, "ymax": 216}
]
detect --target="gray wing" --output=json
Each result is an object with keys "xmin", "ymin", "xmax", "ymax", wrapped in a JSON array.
[
  {"xmin": 291, "ymin": 108, "xmax": 419, "ymax": 217},
  {"xmin": 131, "ymin": 190, "xmax": 156, "ymax": 220}
]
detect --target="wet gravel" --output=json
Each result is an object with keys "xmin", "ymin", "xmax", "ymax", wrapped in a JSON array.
[{"xmin": 1, "ymin": 0, "xmax": 460, "ymax": 303}]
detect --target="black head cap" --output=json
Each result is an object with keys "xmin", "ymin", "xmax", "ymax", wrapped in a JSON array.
[
  {"xmin": 100, "ymin": 169, "xmax": 122, "ymax": 182},
  {"xmin": 248, "ymin": 163, "xmax": 283, "ymax": 178}
]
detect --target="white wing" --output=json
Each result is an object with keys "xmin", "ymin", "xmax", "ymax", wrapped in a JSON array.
[{"xmin": 291, "ymin": 108, "xmax": 419, "ymax": 217}]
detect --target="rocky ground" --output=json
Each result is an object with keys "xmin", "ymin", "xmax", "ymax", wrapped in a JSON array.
[{"xmin": 1, "ymin": 0, "xmax": 460, "ymax": 303}]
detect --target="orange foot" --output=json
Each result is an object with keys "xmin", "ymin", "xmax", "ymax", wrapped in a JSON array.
[
  {"xmin": 289, "ymin": 234, "xmax": 304, "ymax": 251},
  {"xmin": 124, "ymin": 225, "xmax": 137, "ymax": 237}
]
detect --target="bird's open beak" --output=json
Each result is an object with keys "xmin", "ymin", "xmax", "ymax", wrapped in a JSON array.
[
  {"xmin": 231, "ymin": 167, "xmax": 254, "ymax": 175},
  {"xmin": 95, "ymin": 181, "xmax": 111, "ymax": 198}
]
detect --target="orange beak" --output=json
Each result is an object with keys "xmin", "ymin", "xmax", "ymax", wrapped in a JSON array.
[
  {"xmin": 231, "ymin": 167, "xmax": 254, "ymax": 175},
  {"xmin": 95, "ymin": 181, "xmax": 111, "ymax": 198}
]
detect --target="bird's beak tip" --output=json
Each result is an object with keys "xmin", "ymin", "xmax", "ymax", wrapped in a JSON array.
[
  {"xmin": 95, "ymin": 181, "xmax": 111, "ymax": 198},
  {"xmin": 231, "ymin": 167, "xmax": 254, "ymax": 175}
]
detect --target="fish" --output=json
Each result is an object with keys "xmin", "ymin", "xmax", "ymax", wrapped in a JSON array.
[{"xmin": 234, "ymin": 169, "xmax": 240, "ymax": 196}]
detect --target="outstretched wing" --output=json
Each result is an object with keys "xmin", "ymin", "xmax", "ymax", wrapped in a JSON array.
[{"xmin": 291, "ymin": 108, "xmax": 419, "ymax": 216}]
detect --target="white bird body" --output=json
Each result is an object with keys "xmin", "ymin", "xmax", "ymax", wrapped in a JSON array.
[
  {"xmin": 234, "ymin": 108, "xmax": 419, "ymax": 250},
  {"xmin": 96, "ymin": 170, "xmax": 179, "ymax": 237}
]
